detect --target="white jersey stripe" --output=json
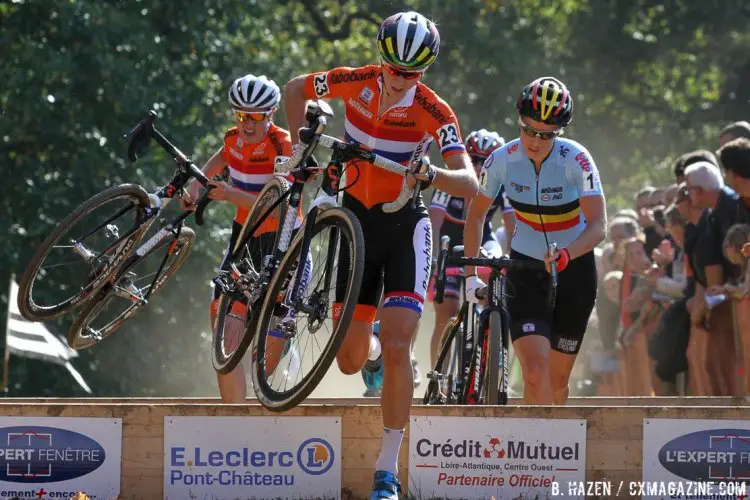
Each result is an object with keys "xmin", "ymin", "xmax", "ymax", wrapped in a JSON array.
[{"xmin": 344, "ymin": 116, "xmax": 421, "ymax": 154}]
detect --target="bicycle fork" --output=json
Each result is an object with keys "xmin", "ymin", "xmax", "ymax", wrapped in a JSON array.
[
  {"xmin": 493, "ymin": 276, "xmax": 510, "ymax": 405},
  {"xmin": 285, "ymin": 167, "xmax": 341, "ymax": 314}
]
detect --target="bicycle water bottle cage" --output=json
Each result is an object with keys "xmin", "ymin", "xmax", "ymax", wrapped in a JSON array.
[{"xmin": 126, "ymin": 110, "xmax": 158, "ymax": 162}]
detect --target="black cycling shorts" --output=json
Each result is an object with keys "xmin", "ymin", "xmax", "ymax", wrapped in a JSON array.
[
  {"xmin": 504, "ymin": 249, "xmax": 597, "ymax": 355},
  {"xmin": 335, "ymin": 194, "xmax": 432, "ymax": 324}
]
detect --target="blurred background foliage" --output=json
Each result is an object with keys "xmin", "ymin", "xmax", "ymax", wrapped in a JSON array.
[{"xmin": 2, "ymin": 0, "xmax": 749, "ymax": 396}]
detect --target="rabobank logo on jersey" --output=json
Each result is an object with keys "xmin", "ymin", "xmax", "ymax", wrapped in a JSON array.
[{"xmin": 164, "ymin": 416, "xmax": 342, "ymax": 498}]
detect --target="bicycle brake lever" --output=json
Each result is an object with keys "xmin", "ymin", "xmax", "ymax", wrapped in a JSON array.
[{"xmin": 194, "ymin": 185, "xmax": 215, "ymax": 226}]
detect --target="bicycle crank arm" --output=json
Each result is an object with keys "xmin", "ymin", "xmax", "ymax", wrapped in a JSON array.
[{"xmin": 211, "ymin": 275, "xmax": 233, "ymax": 295}]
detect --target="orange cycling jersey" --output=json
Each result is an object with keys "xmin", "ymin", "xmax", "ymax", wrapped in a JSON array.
[
  {"xmin": 303, "ymin": 64, "xmax": 467, "ymax": 209},
  {"xmin": 221, "ymin": 124, "xmax": 300, "ymax": 234}
]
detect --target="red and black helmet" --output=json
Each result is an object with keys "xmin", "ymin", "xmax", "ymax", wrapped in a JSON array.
[
  {"xmin": 465, "ymin": 129, "xmax": 505, "ymax": 159},
  {"xmin": 516, "ymin": 76, "xmax": 574, "ymax": 127}
]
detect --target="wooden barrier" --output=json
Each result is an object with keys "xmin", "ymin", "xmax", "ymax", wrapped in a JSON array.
[
  {"xmin": 4, "ymin": 396, "xmax": 750, "ymax": 406},
  {"xmin": 2, "ymin": 400, "xmax": 748, "ymax": 499}
]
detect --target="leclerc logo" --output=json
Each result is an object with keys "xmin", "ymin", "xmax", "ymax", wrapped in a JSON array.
[
  {"xmin": 296, "ymin": 438, "xmax": 334, "ymax": 475},
  {"xmin": 0, "ymin": 426, "xmax": 106, "ymax": 483},
  {"xmin": 658, "ymin": 429, "xmax": 750, "ymax": 481}
]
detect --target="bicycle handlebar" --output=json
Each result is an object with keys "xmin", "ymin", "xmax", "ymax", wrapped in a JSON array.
[
  {"xmin": 124, "ymin": 110, "xmax": 212, "ymax": 225},
  {"xmin": 434, "ymin": 235, "xmax": 548, "ymax": 304},
  {"xmin": 274, "ymin": 100, "xmax": 418, "ymax": 213},
  {"xmin": 193, "ymin": 186, "xmax": 214, "ymax": 226},
  {"xmin": 443, "ymin": 255, "xmax": 546, "ymax": 270}
]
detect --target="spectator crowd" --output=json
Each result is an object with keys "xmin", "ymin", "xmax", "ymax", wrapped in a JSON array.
[{"xmin": 582, "ymin": 120, "xmax": 750, "ymax": 397}]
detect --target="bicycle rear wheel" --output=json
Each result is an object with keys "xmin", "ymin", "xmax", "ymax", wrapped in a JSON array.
[
  {"xmin": 17, "ymin": 184, "xmax": 152, "ymax": 321},
  {"xmin": 212, "ymin": 177, "xmax": 290, "ymax": 374},
  {"xmin": 66, "ymin": 226, "xmax": 196, "ymax": 350},
  {"xmin": 251, "ymin": 207, "xmax": 364, "ymax": 412}
]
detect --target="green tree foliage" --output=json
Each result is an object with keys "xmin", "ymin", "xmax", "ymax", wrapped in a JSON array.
[{"xmin": 1, "ymin": 0, "xmax": 749, "ymax": 395}]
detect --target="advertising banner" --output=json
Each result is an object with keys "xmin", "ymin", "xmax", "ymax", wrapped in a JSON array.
[
  {"xmin": 642, "ymin": 418, "xmax": 749, "ymax": 499},
  {"xmin": 0, "ymin": 416, "xmax": 122, "ymax": 499},
  {"xmin": 409, "ymin": 416, "xmax": 586, "ymax": 499},
  {"xmin": 164, "ymin": 416, "xmax": 341, "ymax": 500}
]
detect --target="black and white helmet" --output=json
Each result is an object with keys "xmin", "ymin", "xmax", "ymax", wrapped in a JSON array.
[{"xmin": 228, "ymin": 74, "xmax": 280, "ymax": 111}]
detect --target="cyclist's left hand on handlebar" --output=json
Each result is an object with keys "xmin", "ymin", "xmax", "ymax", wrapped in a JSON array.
[
  {"xmin": 544, "ymin": 247, "xmax": 571, "ymax": 274},
  {"xmin": 465, "ymin": 275, "xmax": 487, "ymax": 305}
]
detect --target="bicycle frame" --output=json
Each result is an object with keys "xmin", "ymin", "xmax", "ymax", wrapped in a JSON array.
[
  {"xmin": 94, "ymin": 110, "xmax": 215, "ymax": 305},
  {"xmin": 111, "ymin": 208, "xmax": 188, "ymax": 306},
  {"xmin": 436, "ymin": 240, "xmax": 551, "ymax": 405}
]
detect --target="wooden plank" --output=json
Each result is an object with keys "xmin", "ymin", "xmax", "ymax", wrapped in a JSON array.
[
  {"xmin": 2, "ymin": 396, "xmax": 749, "ymax": 406},
  {"xmin": 5, "ymin": 402, "xmax": 750, "ymax": 499}
]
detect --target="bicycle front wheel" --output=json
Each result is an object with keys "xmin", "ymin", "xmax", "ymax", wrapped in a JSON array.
[
  {"xmin": 251, "ymin": 207, "xmax": 364, "ymax": 412},
  {"xmin": 484, "ymin": 310, "xmax": 504, "ymax": 405},
  {"xmin": 461, "ymin": 306, "xmax": 487, "ymax": 405},
  {"xmin": 67, "ymin": 226, "xmax": 196, "ymax": 350},
  {"xmin": 17, "ymin": 184, "xmax": 152, "ymax": 321}
]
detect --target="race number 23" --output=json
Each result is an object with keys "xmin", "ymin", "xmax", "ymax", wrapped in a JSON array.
[
  {"xmin": 313, "ymin": 73, "xmax": 330, "ymax": 98},
  {"xmin": 437, "ymin": 123, "xmax": 460, "ymax": 148}
]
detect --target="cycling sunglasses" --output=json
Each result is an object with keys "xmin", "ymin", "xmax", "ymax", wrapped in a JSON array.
[
  {"xmin": 234, "ymin": 110, "xmax": 273, "ymax": 123},
  {"xmin": 470, "ymin": 155, "xmax": 488, "ymax": 164},
  {"xmin": 518, "ymin": 118, "xmax": 562, "ymax": 140},
  {"xmin": 381, "ymin": 62, "xmax": 424, "ymax": 80}
]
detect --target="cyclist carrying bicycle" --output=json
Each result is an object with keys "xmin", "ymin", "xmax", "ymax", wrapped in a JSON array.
[
  {"xmin": 284, "ymin": 11, "xmax": 478, "ymax": 499},
  {"xmin": 182, "ymin": 74, "xmax": 304, "ymax": 403},
  {"xmin": 463, "ymin": 77, "xmax": 607, "ymax": 406},
  {"xmin": 427, "ymin": 129, "xmax": 515, "ymax": 366}
]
